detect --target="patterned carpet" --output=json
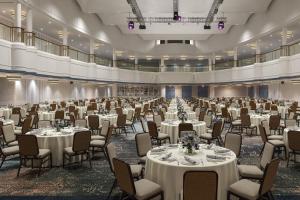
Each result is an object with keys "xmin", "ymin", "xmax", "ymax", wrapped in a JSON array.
[{"xmin": 0, "ymin": 122, "xmax": 300, "ymax": 200}]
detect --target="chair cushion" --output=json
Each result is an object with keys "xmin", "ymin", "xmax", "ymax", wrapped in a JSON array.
[
  {"xmin": 134, "ymin": 179, "xmax": 162, "ymax": 200},
  {"xmin": 200, "ymin": 133, "xmax": 212, "ymax": 139},
  {"xmin": 15, "ymin": 126, "xmax": 22, "ymax": 130},
  {"xmin": 238, "ymin": 165, "xmax": 264, "ymax": 179},
  {"xmin": 2, "ymin": 146, "xmax": 19, "ymax": 156},
  {"xmin": 158, "ymin": 133, "xmax": 169, "ymax": 139},
  {"xmin": 90, "ymin": 139, "xmax": 105, "ymax": 147},
  {"xmin": 91, "ymin": 135, "xmax": 105, "ymax": 140},
  {"xmin": 63, "ymin": 147, "xmax": 75, "ymax": 155},
  {"xmin": 38, "ymin": 149, "xmax": 51, "ymax": 158},
  {"xmin": 268, "ymin": 140, "xmax": 285, "ymax": 146},
  {"xmin": 14, "ymin": 129, "xmax": 22, "ymax": 135},
  {"xmin": 232, "ymin": 121, "xmax": 241, "ymax": 125},
  {"xmin": 207, "ymin": 129, "xmax": 212, "ymax": 133},
  {"xmin": 7, "ymin": 140, "xmax": 18, "ymax": 147},
  {"xmin": 130, "ymin": 164, "xmax": 143, "ymax": 178},
  {"xmin": 229, "ymin": 179, "xmax": 260, "ymax": 200},
  {"xmin": 268, "ymin": 135, "xmax": 283, "ymax": 140}
]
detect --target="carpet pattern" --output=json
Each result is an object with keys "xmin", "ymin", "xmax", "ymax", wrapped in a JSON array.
[{"xmin": 0, "ymin": 122, "xmax": 300, "ymax": 200}]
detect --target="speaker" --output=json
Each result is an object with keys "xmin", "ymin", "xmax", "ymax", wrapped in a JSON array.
[{"xmin": 281, "ymin": 81, "xmax": 284, "ymax": 84}]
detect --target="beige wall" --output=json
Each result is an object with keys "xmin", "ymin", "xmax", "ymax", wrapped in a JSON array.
[{"xmin": 211, "ymin": 86, "xmax": 248, "ymax": 97}]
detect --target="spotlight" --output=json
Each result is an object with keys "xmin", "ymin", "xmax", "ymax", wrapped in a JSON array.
[
  {"xmin": 218, "ymin": 21, "xmax": 224, "ymax": 30},
  {"xmin": 204, "ymin": 24, "xmax": 211, "ymax": 30},
  {"xmin": 128, "ymin": 21, "xmax": 134, "ymax": 30},
  {"xmin": 173, "ymin": 11, "xmax": 178, "ymax": 20},
  {"xmin": 177, "ymin": 15, "xmax": 182, "ymax": 21},
  {"xmin": 139, "ymin": 24, "xmax": 146, "ymax": 29}
]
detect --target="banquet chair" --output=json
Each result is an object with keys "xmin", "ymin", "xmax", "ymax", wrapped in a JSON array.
[
  {"xmin": 105, "ymin": 101, "xmax": 111, "ymax": 112},
  {"xmin": 183, "ymin": 171, "xmax": 218, "ymax": 200},
  {"xmin": 38, "ymin": 120, "xmax": 51, "ymax": 128},
  {"xmin": 17, "ymin": 134, "xmax": 52, "ymax": 177},
  {"xmin": 115, "ymin": 107, "xmax": 123, "ymax": 116},
  {"xmin": 204, "ymin": 114, "xmax": 212, "ymax": 129},
  {"xmin": 134, "ymin": 107, "xmax": 142, "ymax": 122},
  {"xmin": 153, "ymin": 115, "xmax": 162, "ymax": 130},
  {"xmin": 88, "ymin": 115, "xmax": 100, "ymax": 134},
  {"xmin": 259, "ymin": 125, "xmax": 286, "ymax": 160},
  {"xmin": 261, "ymin": 120, "xmax": 283, "ymax": 140},
  {"xmin": 135, "ymin": 133, "xmax": 152, "ymax": 164},
  {"xmin": 91, "ymin": 120, "xmax": 110, "ymax": 140},
  {"xmin": 0, "ymin": 121, "xmax": 4, "ymax": 146},
  {"xmin": 75, "ymin": 119, "xmax": 87, "ymax": 128},
  {"xmin": 228, "ymin": 159, "xmax": 280, "ymax": 200},
  {"xmin": 113, "ymin": 114, "xmax": 127, "ymax": 135},
  {"xmin": 63, "ymin": 131, "xmax": 92, "ymax": 168},
  {"xmin": 113, "ymin": 158, "xmax": 164, "ymax": 200},
  {"xmin": 158, "ymin": 110, "xmax": 165, "ymax": 122},
  {"xmin": 90, "ymin": 127, "xmax": 113, "ymax": 158},
  {"xmin": 16, "ymin": 117, "xmax": 32, "ymax": 135},
  {"xmin": 198, "ymin": 111, "xmax": 205, "ymax": 121},
  {"xmin": 105, "ymin": 144, "xmax": 143, "ymax": 200},
  {"xmin": 11, "ymin": 114, "xmax": 20, "ymax": 126},
  {"xmin": 55, "ymin": 110, "xmax": 65, "ymax": 122},
  {"xmin": 125, "ymin": 109, "xmax": 136, "ymax": 133},
  {"xmin": 227, "ymin": 113, "xmax": 242, "ymax": 134},
  {"xmin": 50, "ymin": 104, "xmax": 56, "ymax": 111},
  {"xmin": 280, "ymin": 119, "xmax": 297, "ymax": 134},
  {"xmin": 147, "ymin": 121, "xmax": 170, "ymax": 146},
  {"xmin": 240, "ymin": 107, "xmax": 248, "ymax": 116},
  {"xmin": 140, "ymin": 117, "xmax": 149, "ymax": 133},
  {"xmin": 178, "ymin": 123, "xmax": 194, "ymax": 138},
  {"xmin": 286, "ymin": 131, "xmax": 300, "ymax": 167},
  {"xmin": 269, "ymin": 115, "xmax": 281, "ymax": 135},
  {"xmin": 224, "ymin": 133, "xmax": 242, "ymax": 158},
  {"xmin": 238, "ymin": 142, "xmax": 274, "ymax": 180},
  {"xmin": 69, "ymin": 105, "xmax": 76, "ymax": 113},
  {"xmin": 2, "ymin": 125, "xmax": 18, "ymax": 147},
  {"xmin": 200, "ymin": 120, "xmax": 223, "ymax": 145},
  {"xmin": 241, "ymin": 114, "xmax": 257, "ymax": 136},
  {"xmin": 195, "ymin": 107, "xmax": 201, "ymax": 118},
  {"xmin": 0, "ymin": 142, "xmax": 19, "ymax": 168},
  {"xmin": 60, "ymin": 101, "xmax": 66, "ymax": 109}
]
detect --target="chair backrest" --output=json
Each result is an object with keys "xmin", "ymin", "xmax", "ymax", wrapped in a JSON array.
[
  {"xmin": 88, "ymin": 115, "xmax": 100, "ymax": 129},
  {"xmin": 69, "ymin": 105, "xmax": 76, "ymax": 113},
  {"xmin": 269, "ymin": 115, "xmax": 280, "ymax": 130},
  {"xmin": 178, "ymin": 123, "xmax": 193, "ymax": 138},
  {"xmin": 195, "ymin": 107, "xmax": 201, "ymax": 117},
  {"xmin": 22, "ymin": 117, "xmax": 32, "ymax": 134},
  {"xmin": 259, "ymin": 159, "xmax": 280, "ymax": 196},
  {"xmin": 261, "ymin": 120, "xmax": 271, "ymax": 136},
  {"xmin": 115, "ymin": 107, "xmax": 123, "ymax": 116},
  {"xmin": 259, "ymin": 124, "xmax": 268, "ymax": 143},
  {"xmin": 106, "ymin": 143, "xmax": 117, "ymax": 173},
  {"xmin": 50, "ymin": 104, "xmax": 56, "ymax": 111},
  {"xmin": 104, "ymin": 127, "xmax": 113, "ymax": 145},
  {"xmin": 55, "ymin": 110, "xmax": 64, "ymax": 120},
  {"xmin": 117, "ymin": 114, "xmax": 127, "ymax": 127},
  {"xmin": 270, "ymin": 104, "xmax": 278, "ymax": 111},
  {"xmin": 0, "ymin": 121, "xmax": 3, "ymax": 136},
  {"xmin": 260, "ymin": 142, "xmax": 275, "ymax": 169},
  {"xmin": 2, "ymin": 125, "xmax": 16, "ymax": 143},
  {"xmin": 126, "ymin": 109, "xmax": 134, "ymax": 121},
  {"xmin": 134, "ymin": 107, "xmax": 141, "ymax": 119},
  {"xmin": 73, "ymin": 131, "xmax": 91, "ymax": 152},
  {"xmin": 75, "ymin": 119, "xmax": 87, "ymax": 128},
  {"xmin": 287, "ymin": 131, "xmax": 300, "ymax": 151},
  {"xmin": 147, "ymin": 121, "xmax": 159, "ymax": 138},
  {"xmin": 183, "ymin": 171, "xmax": 218, "ymax": 200},
  {"xmin": 135, "ymin": 133, "xmax": 152, "ymax": 157},
  {"xmin": 224, "ymin": 133, "xmax": 242, "ymax": 157},
  {"xmin": 241, "ymin": 114, "xmax": 251, "ymax": 127},
  {"xmin": 204, "ymin": 115, "xmax": 212, "ymax": 128},
  {"xmin": 100, "ymin": 120, "xmax": 110, "ymax": 137},
  {"xmin": 265, "ymin": 102, "xmax": 271, "ymax": 110},
  {"xmin": 38, "ymin": 120, "xmax": 51, "ymax": 128},
  {"xmin": 105, "ymin": 101, "xmax": 111, "ymax": 111},
  {"xmin": 198, "ymin": 111, "xmax": 205, "ymax": 121},
  {"xmin": 158, "ymin": 110, "xmax": 165, "ymax": 122},
  {"xmin": 10, "ymin": 114, "xmax": 20, "ymax": 126},
  {"xmin": 240, "ymin": 107, "xmax": 248, "ymax": 116},
  {"xmin": 113, "ymin": 158, "xmax": 136, "ymax": 196},
  {"xmin": 285, "ymin": 119, "xmax": 297, "ymax": 128},
  {"xmin": 212, "ymin": 120, "xmax": 222, "ymax": 138},
  {"xmin": 12, "ymin": 107, "xmax": 21, "ymax": 114},
  {"xmin": 153, "ymin": 115, "xmax": 162, "ymax": 127},
  {"xmin": 17, "ymin": 134, "xmax": 39, "ymax": 157},
  {"xmin": 140, "ymin": 117, "xmax": 149, "ymax": 133}
]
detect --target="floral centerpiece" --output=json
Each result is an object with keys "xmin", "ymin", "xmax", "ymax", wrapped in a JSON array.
[
  {"xmin": 180, "ymin": 131, "xmax": 200, "ymax": 154},
  {"xmin": 177, "ymin": 111, "xmax": 188, "ymax": 123}
]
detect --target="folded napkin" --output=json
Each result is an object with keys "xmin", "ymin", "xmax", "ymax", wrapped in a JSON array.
[
  {"xmin": 184, "ymin": 156, "xmax": 198, "ymax": 165},
  {"xmin": 206, "ymin": 154, "xmax": 226, "ymax": 161},
  {"xmin": 160, "ymin": 152, "xmax": 172, "ymax": 161},
  {"xmin": 207, "ymin": 143, "xmax": 215, "ymax": 150},
  {"xmin": 168, "ymin": 144, "xmax": 178, "ymax": 148},
  {"xmin": 214, "ymin": 147, "xmax": 231, "ymax": 154},
  {"xmin": 151, "ymin": 147, "xmax": 166, "ymax": 153}
]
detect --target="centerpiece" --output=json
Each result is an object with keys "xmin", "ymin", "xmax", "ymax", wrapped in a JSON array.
[{"xmin": 180, "ymin": 131, "xmax": 200, "ymax": 154}]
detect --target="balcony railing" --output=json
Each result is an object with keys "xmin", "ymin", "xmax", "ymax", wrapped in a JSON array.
[{"xmin": 1, "ymin": 21, "xmax": 300, "ymax": 73}]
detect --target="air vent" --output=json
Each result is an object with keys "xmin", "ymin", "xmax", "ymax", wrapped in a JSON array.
[{"xmin": 157, "ymin": 40, "xmax": 193, "ymax": 45}]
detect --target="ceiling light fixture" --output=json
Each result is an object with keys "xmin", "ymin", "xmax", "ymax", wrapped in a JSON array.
[
  {"xmin": 128, "ymin": 20, "xmax": 134, "ymax": 30},
  {"xmin": 7, "ymin": 75, "xmax": 21, "ymax": 81},
  {"xmin": 218, "ymin": 21, "xmax": 224, "ymax": 30}
]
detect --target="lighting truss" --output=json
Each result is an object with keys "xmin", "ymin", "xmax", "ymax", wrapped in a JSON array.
[
  {"xmin": 126, "ymin": 0, "xmax": 146, "ymax": 27},
  {"xmin": 173, "ymin": 0, "xmax": 178, "ymax": 12},
  {"xmin": 127, "ymin": 17, "xmax": 226, "ymax": 24},
  {"xmin": 205, "ymin": 0, "xmax": 223, "ymax": 26}
]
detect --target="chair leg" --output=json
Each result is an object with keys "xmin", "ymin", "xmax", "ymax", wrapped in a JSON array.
[
  {"xmin": 106, "ymin": 179, "xmax": 117, "ymax": 200},
  {"xmin": 227, "ymin": 191, "xmax": 231, "ymax": 200},
  {"xmin": 87, "ymin": 152, "xmax": 92, "ymax": 168},
  {"xmin": 17, "ymin": 158, "xmax": 22, "ymax": 177},
  {"xmin": 38, "ymin": 159, "xmax": 42, "ymax": 176},
  {"xmin": 50, "ymin": 153, "xmax": 52, "ymax": 168},
  {"xmin": 63, "ymin": 153, "xmax": 65, "ymax": 168},
  {"xmin": 0, "ymin": 156, "xmax": 6, "ymax": 168},
  {"xmin": 287, "ymin": 152, "xmax": 290, "ymax": 167}
]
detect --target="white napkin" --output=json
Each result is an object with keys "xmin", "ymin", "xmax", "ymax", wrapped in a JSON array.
[
  {"xmin": 184, "ymin": 156, "xmax": 198, "ymax": 165},
  {"xmin": 160, "ymin": 152, "xmax": 172, "ymax": 161},
  {"xmin": 206, "ymin": 154, "xmax": 226, "ymax": 161},
  {"xmin": 214, "ymin": 147, "xmax": 231, "ymax": 154},
  {"xmin": 151, "ymin": 147, "xmax": 166, "ymax": 153}
]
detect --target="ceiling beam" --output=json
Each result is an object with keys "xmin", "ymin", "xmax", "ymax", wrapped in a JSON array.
[
  {"xmin": 205, "ymin": 0, "xmax": 223, "ymax": 26},
  {"xmin": 126, "ymin": 0, "xmax": 146, "ymax": 27}
]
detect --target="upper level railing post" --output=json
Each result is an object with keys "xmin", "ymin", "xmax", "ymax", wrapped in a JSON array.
[
  {"xmin": 255, "ymin": 54, "xmax": 261, "ymax": 63},
  {"xmin": 24, "ymin": 32, "xmax": 35, "ymax": 46},
  {"xmin": 10, "ymin": 27, "xmax": 24, "ymax": 43},
  {"xmin": 89, "ymin": 54, "xmax": 95, "ymax": 63},
  {"xmin": 280, "ymin": 45, "xmax": 289, "ymax": 57},
  {"xmin": 60, "ymin": 45, "xmax": 69, "ymax": 56}
]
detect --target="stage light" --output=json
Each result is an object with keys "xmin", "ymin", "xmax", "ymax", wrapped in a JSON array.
[
  {"xmin": 173, "ymin": 11, "xmax": 178, "ymax": 20},
  {"xmin": 218, "ymin": 21, "xmax": 224, "ymax": 30},
  {"xmin": 139, "ymin": 24, "xmax": 146, "ymax": 29},
  {"xmin": 128, "ymin": 21, "xmax": 134, "ymax": 30},
  {"xmin": 204, "ymin": 25, "xmax": 211, "ymax": 30}
]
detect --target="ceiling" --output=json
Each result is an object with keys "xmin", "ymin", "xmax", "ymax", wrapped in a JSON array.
[{"xmin": 77, "ymin": 0, "xmax": 273, "ymax": 40}]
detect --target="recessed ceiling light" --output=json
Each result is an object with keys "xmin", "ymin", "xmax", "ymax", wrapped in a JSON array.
[{"xmin": 40, "ymin": 27, "xmax": 44, "ymax": 31}]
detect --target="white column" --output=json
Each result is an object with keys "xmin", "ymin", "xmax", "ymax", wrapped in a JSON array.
[
  {"xmin": 26, "ymin": 9, "xmax": 32, "ymax": 32},
  {"xmin": 212, "ymin": 53, "xmax": 216, "ymax": 70},
  {"xmin": 233, "ymin": 47, "xmax": 238, "ymax": 67},
  {"xmin": 134, "ymin": 57, "xmax": 138, "ymax": 70},
  {"xmin": 175, "ymin": 85, "xmax": 182, "ymax": 98},
  {"xmin": 112, "ymin": 49, "xmax": 117, "ymax": 68},
  {"xmin": 15, "ymin": 2, "xmax": 22, "ymax": 28},
  {"xmin": 111, "ymin": 84, "xmax": 118, "ymax": 97},
  {"xmin": 161, "ymin": 85, "xmax": 166, "ymax": 98},
  {"xmin": 160, "ymin": 57, "xmax": 165, "ymax": 72},
  {"xmin": 63, "ymin": 27, "xmax": 68, "ymax": 46},
  {"xmin": 208, "ymin": 57, "xmax": 212, "ymax": 71},
  {"xmin": 89, "ymin": 39, "xmax": 95, "ymax": 63},
  {"xmin": 256, "ymin": 40, "xmax": 261, "ymax": 63},
  {"xmin": 281, "ymin": 27, "xmax": 289, "ymax": 57}
]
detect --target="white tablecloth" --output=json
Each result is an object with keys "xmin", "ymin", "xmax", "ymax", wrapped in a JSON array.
[
  {"xmin": 85, "ymin": 114, "xmax": 118, "ymax": 128},
  {"xmin": 165, "ymin": 111, "xmax": 196, "ymax": 121},
  {"xmin": 28, "ymin": 127, "xmax": 88, "ymax": 166},
  {"xmin": 77, "ymin": 106, "xmax": 87, "ymax": 119},
  {"xmin": 250, "ymin": 114, "xmax": 270, "ymax": 135},
  {"xmin": 145, "ymin": 146, "xmax": 238, "ymax": 200},
  {"xmin": 161, "ymin": 120, "xmax": 206, "ymax": 143},
  {"xmin": 38, "ymin": 111, "xmax": 55, "ymax": 121},
  {"xmin": 0, "ymin": 108, "xmax": 11, "ymax": 119}
]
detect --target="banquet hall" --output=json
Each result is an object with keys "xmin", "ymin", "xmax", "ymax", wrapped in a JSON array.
[{"xmin": 0, "ymin": 0, "xmax": 300, "ymax": 199}]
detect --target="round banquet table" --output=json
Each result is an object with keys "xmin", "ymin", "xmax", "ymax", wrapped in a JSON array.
[
  {"xmin": 28, "ymin": 127, "xmax": 88, "ymax": 166},
  {"xmin": 0, "ymin": 108, "xmax": 11, "ymax": 120},
  {"xmin": 165, "ymin": 111, "xmax": 196, "ymax": 120},
  {"xmin": 250, "ymin": 114, "xmax": 270, "ymax": 135},
  {"xmin": 161, "ymin": 120, "xmax": 206, "ymax": 144},
  {"xmin": 283, "ymin": 127, "xmax": 300, "ymax": 151},
  {"xmin": 85, "ymin": 114, "xmax": 118, "ymax": 128},
  {"xmin": 145, "ymin": 145, "xmax": 239, "ymax": 200},
  {"xmin": 38, "ymin": 111, "xmax": 55, "ymax": 121}
]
